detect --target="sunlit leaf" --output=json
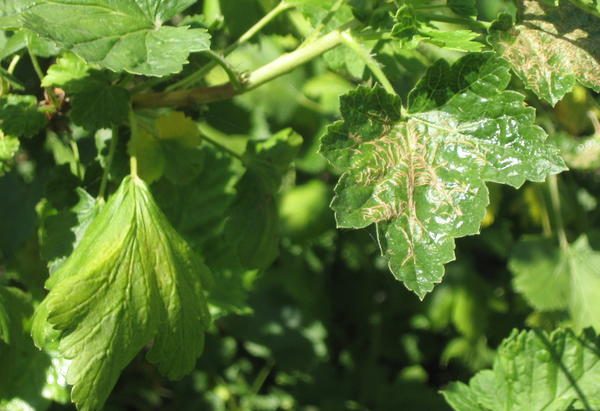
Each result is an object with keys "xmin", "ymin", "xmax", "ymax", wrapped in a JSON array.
[
  {"xmin": 489, "ymin": 0, "xmax": 600, "ymax": 105},
  {"xmin": 23, "ymin": 0, "xmax": 210, "ymax": 76},
  {"xmin": 33, "ymin": 176, "xmax": 211, "ymax": 410},
  {"xmin": 320, "ymin": 53, "xmax": 565, "ymax": 298},
  {"xmin": 443, "ymin": 328, "xmax": 600, "ymax": 411}
]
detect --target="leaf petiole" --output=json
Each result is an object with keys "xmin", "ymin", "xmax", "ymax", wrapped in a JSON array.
[
  {"xmin": 201, "ymin": 50, "xmax": 245, "ymax": 91},
  {"xmin": 340, "ymin": 31, "xmax": 395, "ymax": 95},
  {"xmin": 548, "ymin": 175, "xmax": 569, "ymax": 250},
  {"xmin": 164, "ymin": 1, "xmax": 296, "ymax": 92},
  {"xmin": 97, "ymin": 126, "xmax": 119, "ymax": 201},
  {"xmin": 128, "ymin": 109, "xmax": 139, "ymax": 178}
]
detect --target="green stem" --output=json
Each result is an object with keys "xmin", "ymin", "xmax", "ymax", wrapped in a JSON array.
[
  {"xmin": 302, "ymin": 0, "xmax": 345, "ymax": 44},
  {"xmin": 202, "ymin": 50, "xmax": 244, "ymax": 91},
  {"xmin": 165, "ymin": 1, "xmax": 295, "ymax": 92},
  {"xmin": 68, "ymin": 139, "xmax": 85, "ymax": 180},
  {"xmin": 246, "ymin": 29, "xmax": 344, "ymax": 89},
  {"xmin": 134, "ymin": 29, "xmax": 345, "ymax": 109},
  {"xmin": 28, "ymin": 46, "xmax": 60, "ymax": 108},
  {"xmin": 536, "ymin": 185, "xmax": 553, "ymax": 238},
  {"xmin": 251, "ymin": 359, "xmax": 275, "ymax": 395},
  {"xmin": 340, "ymin": 31, "xmax": 395, "ymax": 95},
  {"xmin": 128, "ymin": 109, "xmax": 139, "ymax": 178},
  {"xmin": 236, "ymin": 2, "xmax": 294, "ymax": 46},
  {"xmin": 7, "ymin": 55, "xmax": 20, "ymax": 75},
  {"xmin": 97, "ymin": 126, "xmax": 119, "ymax": 201},
  {"xmin": 548, "ymin": 175, "xmax": 568, "ymax": 250},
  {"xmin": 27, "ymin": 47, "xmax": 45, "ymax": 81}
]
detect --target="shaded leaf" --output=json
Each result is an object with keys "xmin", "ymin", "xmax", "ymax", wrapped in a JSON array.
[
  {"xmin": 0, "ymin": 286, "xmax": 69, "ymax": 410},
  {"xmin": 129, "ymin": 111, "xmax": 204, "ymax": 184},
  {"xmin": 0, "ymin": 95, "xmax": 46, "ymax": 137},
  {"xmin": 33, "ymin": 176, "xmax": 211, "ymax": 410},
  {"xmin": 449, "ymin": 0, "xmax": 477, "ymax": 17},
  {"xmin": 225, "ymin": 129, "xmax": 302, "ymax": 270},
  {"xmin": 39, "ymin": 188, "xmax": 101, "ymax": 274},
  {"xmin": 510, "ymin": 235, "xmax": 600, "ymax": 332},
  {"xmin": 23, "ymin": 0, "xmax": 210, "ymax": 76},
  {"xmin": 0, "ymin": 135, "xmax": 19, "ymax": 176},
  {"xmin": 568, "ymin": 0, "xmax": 600, "ymax": 17},
  {"xmin": 320, "ymin": 53, "xmax": 565, "ymax": 298},
  {"xmin": 68, "ymin": 74, "xmax": 130, "ymax": 130},
  {"xmin": 489, "ymin": 0, "xmax": 600, "ymax": 105}
]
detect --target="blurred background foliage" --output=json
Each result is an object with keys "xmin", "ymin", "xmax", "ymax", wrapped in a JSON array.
[{"xmin": 2, "ymin": 0, "xmax": 600, "ymax": 409}]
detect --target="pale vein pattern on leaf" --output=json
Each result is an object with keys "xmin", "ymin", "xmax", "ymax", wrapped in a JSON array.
[
  {"xmin": 491, "ymin": 0, "xmax": 600, "ymax": 104},
  {"xmin": 349, "ymin": 116, "xmax": 481, "ymax": 268}
]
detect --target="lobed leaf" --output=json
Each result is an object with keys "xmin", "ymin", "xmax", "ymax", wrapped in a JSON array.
[
  {"xmin": 320, "ymin": 53, "xmax": 565, "ymax": 298},
  {"xmin": 0, "ymin": 95, "xmax": 47, "ymax": 137},
  {"xmin": 34, "ymin": 176, "xmax": 211, "ymax": 410},
  {"xmin": 509, "ymin": 235, "xmax": 600, "ymax": 331},
  {"xmin": 442, "ymin": 328, "xmax": 600, "ymax": 411},
  {"xmin": 129, "ymin": 111, "xmax": 203, "ymax": 184},
  {"xmin": 23, "ymin": 0, "xmax": 210, "ymax": 77},
  {"xmin": 489, "ymin": 0, "xmax": 600, "ymax": 105},
  {"xmin": 225, "ymin": 129, "xmax": 303, "ymax": 270}
]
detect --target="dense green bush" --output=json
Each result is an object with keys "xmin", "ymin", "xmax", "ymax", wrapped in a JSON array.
[{"xmin": 1, "ymin": 0, "xmax": 600, "ymax": 410}]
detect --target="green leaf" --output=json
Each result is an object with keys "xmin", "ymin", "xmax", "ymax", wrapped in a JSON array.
[
  {"xmin": 448, "ymin": 0, "xmax": 477, "ymax": 17},
  {"xmin": 320, "ymin": 53, "xmax": 565, "ymax": 298},
  {"xmin": 509, "ymin": 235, "xmax": 600, "ymax": 331},
  {"xmin": 41, "ymin": 52, "xmax": 91, "ymax": 88},
  {"xmin": 0, "ymin": 286, "xmax": 69, "ymax": 410},
  {"xmin": 568, "ymin": 0, "xmax": 600, "ymax": 17},
  {"xmin": 68, "ymin": 73, "xmax": 130, "ymax": 130},
  {"xmin": 421, "ymin": 29, "xmax": 483, "ymax": 52},
  {"xmin": 23, "ymin": 0, "xmax": 210, "ymax": 77},
  {"xmin": 225, "ymin": 129, "xmax": 303, "ymax": 270},
  {"xmin": 44, "ymin": 60, "xmax": 130, "ymax": 130},
  {"xmin": 0, "ymin": 0, "xmax": 35, "ymax": 29},
  {"xmin": 34, "ymin": 176, "xmax": 211, "ymax": 410},
  {"xmin": 129, "ymin": 111, "xmax": 204, "ymax": 184},
  {"xmin": 154, "ymin": 146, "xmax": 239, "ymax": 251},
  {"xmin": 442, "ymin": 328, "xmax": 600, "ymax": 411},
  {"xmin": 349, "ymin": 0, "xmax": 396, "ymax": 28},
  {"xmin": 0, "ymin": 135, "xmax": 19, "ymax": 177},
  {"xmin": 289, "ymin": 0, "xmax": 344, "ymax": 25},
  {"xmin": 0, "ymin": 95, "xmax": 47, "ymax": 137},
  {"xmin": 39, "ymin": 188, "xmax": 101, "ymax": 274},
  {"xmin": 0, "ymin": 288, "xmax": 12, "ymax": 344},
  {"xmin": 488, "ymin": 0, "xmax": 600, "ymax": 105}
]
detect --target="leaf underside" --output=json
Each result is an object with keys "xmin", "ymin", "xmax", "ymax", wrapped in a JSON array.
[
  {"xmin": 489, "ymin": 0, "xmax": 600, "ymax": 105},
  {"xmin": 320, "ymin": 53, "xmax": 566, "ymax": 298},
  {"xmin": 33, "ymin": 176, "xmax": 211, "ymax": 411}
]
